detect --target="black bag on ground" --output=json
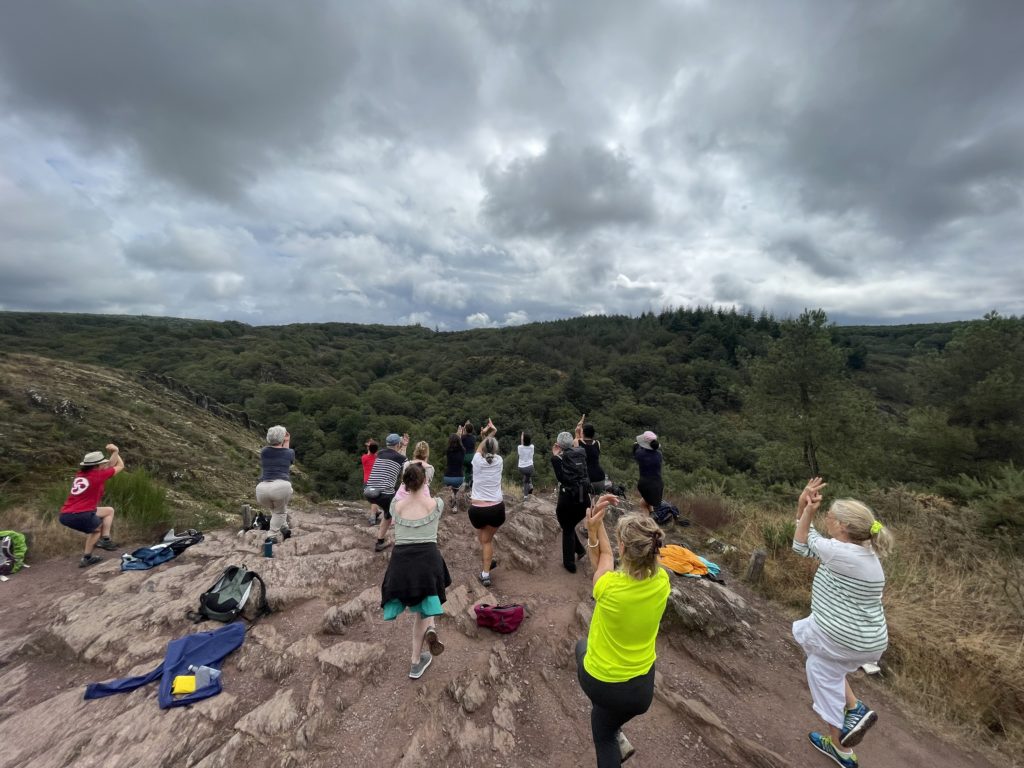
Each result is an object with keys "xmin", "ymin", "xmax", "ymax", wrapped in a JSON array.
[
  {"xmin": 558, "ymin": 447, "xmax": 592, "ymax": 503},
  {"xmin": 653, "ymin": 500, "xmax": 682, "ymax": 526},
  {"xmin": 187, "ymin": 565, "xmax": 271, "ymax": 624},
  {"xmin": 163, "ymin": 528, "xmax": 205, "ymax": 555}
]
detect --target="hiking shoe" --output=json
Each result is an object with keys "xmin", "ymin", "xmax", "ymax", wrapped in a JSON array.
[
  {"xmin": 478, "ymin": 573, "xmax": 492, "ymax": 588},
  {"xmin": 616, "ymin": 731, "xmax": 636, "ymax": 763},
  {"xmin": 409, "ymin": 650, "xmax": 432, "ymax": 679},
  {"xmin": 95, "ymin": 537, "xmax": 118, "ymax": 551},
  {"xmin": 368, "ymin": 513, "xmax": 381, "ymax": 525},
  {"xmin": 808, "ymin": 732, "xmax": 857, "ymax": 767},
  {"xmin": 840, "ymin": 701, "xmax": 877, "ymax": 748},
  {"xmin": 374, "ymin": 539, "xmax": 391, "ymax": 553},
  {"xmin": 424, "ymin": 626, "xmax": 445, "ymax": 656},
  {"xmin": 79, "ymin": 554, "xmax": 103, "ymax": 568}
]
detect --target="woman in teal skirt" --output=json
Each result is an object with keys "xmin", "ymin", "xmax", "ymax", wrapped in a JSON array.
[{"xmin": 380, "ymin": 463, "xmax": 451, "ymax": 679}]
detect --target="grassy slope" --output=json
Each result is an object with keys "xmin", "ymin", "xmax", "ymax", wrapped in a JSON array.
[
  {"xmin": 0, "ymin": 351, "xmax": 269, "ymax": 553},
  {"xmin": 675, "ymin": 486, "xmax": 1024, "ymax": 759}
]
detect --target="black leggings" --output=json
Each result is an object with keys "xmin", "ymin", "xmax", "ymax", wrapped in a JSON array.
[
  {"xmin": 556, "ymin": 495, "xmax": 587, "ymax": 567},
  {"xmin": 575, "ymin": 639, "xmax": 656, "ymax": 768}
]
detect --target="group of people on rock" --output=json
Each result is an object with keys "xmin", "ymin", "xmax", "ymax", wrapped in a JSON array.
[{"xmin": 60, "ymin": 420, "xmax": 893, "ymax": 768}]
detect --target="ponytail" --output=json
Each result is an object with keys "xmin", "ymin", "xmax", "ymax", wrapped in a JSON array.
[{"xmin": 830, "ymin": 499, "xmax": 895, "ymax": 558}]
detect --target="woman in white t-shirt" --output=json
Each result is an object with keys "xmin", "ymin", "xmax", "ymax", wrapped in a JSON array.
[
  {"xmin": 517, "ymin": 432, "xmax": 535, "ymax": 499},
  {"xmin": 792, "ymin": 477, "xmax": 894, "ymax": 768},
  {"xmin": 469, "ymin": 419, "xmax": 504, "ymax": 587}
]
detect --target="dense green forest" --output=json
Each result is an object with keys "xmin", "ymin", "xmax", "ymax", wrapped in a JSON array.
[{"xmin": 1, "ymin": 309, "xmax": 1021, "ymax": 512}]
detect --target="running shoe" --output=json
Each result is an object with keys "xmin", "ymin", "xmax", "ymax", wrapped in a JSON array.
[
  {"xmin": 424, "ymin": 626, "xmax": 445, "ymax": 656},
  {"xmin": 408, "ymin": 650, "xmax": 432, "ymax": 679},
  {"xmin": 808, "ymin": 732, "xmax": 857, "ymax": 767},
  {"xmin": 478, "ymin": 573, "xmax": 491, "ymax": 588},
  {"xmin": 840, "ymin": 701, "xmax": 877, "ymax": 748},
  {"xmin": 616, "ymin": 731, "xmax": 636, "ymax": 762},
  {"xmin": 79, "ymin": 554, "xmax": 103, "ymax": 567}
]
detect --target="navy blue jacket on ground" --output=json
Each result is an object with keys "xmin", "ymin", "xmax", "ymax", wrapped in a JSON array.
[{"xmin": 84, "ymin": 621, "xmax": 245, "ymax": 708}]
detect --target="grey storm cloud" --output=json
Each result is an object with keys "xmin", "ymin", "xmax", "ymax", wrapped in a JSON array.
[
  {"xmin": 0, "ymin": 0, "xmax": 1022, "ymax": 328},
  {"xmin": 481, "ymin": 134, "xmax": 655, "ymax": 238},
  {"xmin": 769, "ymin": 236, "xmax": 854, "ymax": 280}
]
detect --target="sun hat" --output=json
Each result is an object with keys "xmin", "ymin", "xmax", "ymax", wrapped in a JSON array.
[
  {"xmin": 80, "ymin": 451, "xmax": 107, "ymax": 467},
  {"xmin": 635, "ymin": 431, "xmax": 658, "ymax": 450},
  {"xmin": 556, "ymin": 431, "xmax": 575, "ymax": 449},
  {"xmin": 386, "ymin": 433, "xmax": 402, "ymax": 446}
]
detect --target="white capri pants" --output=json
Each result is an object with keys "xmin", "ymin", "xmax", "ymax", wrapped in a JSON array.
[
  {"xmin": 793, "ymin": 616, "xmax": 883, "ymax": 729},
  {"xmin": 255, "ymin": 479, "xmax": 293, "ymax": 533}
]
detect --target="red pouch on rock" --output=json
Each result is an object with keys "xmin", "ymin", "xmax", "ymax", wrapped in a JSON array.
[{"xmin": 474, "ymin": 603, "xmax": 525, "ymax": 633}]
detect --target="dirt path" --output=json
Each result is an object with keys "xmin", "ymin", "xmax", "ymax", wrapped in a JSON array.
[{"xmin": 0, "ymin": 495, "xmax": 998, "ymax": 768}]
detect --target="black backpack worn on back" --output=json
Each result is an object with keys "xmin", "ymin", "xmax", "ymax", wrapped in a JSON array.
[
  {"xmin": 187, "ymin": 564, "xmax": 272, "ymax": 624},
  {"xmin": 558, "ymin": 447, "xmax": 592, "ymax": 503}
]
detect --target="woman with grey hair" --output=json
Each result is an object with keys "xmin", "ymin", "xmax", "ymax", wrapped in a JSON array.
[
  {"xmin": 255, "ymin": 425, "xmax": 294, "ymax": 540},
  {"xmin": 793, "ymin": 477, "xmax": 894, "ymax": 768},
  {"xmin": 551, "ymin": 430, "xmax": 590, "ymax": 573}
]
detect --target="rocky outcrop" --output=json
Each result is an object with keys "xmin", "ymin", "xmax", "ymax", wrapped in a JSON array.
[
  {"xmin": 663, "ymin": 578, "xmax": 761, "ymax": 642},
  {"xmin": 0, "ymin": 495, "xmax": 831, "ymax": 768}
]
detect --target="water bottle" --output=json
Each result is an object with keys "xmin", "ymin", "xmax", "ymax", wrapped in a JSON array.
[
  {"xmin": 188, "ymin": 665, "xmax": 222, "ymax": 688},
  {"xmin": 263, "ymin": 536, "xmax": 274, "ymax": 557}
]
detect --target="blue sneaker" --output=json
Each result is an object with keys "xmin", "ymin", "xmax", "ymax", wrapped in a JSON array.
[
  {"xmin": 809, "ymin": 732, "xmax": 857, "ymax": 767},
  {"xmin": 840, "ymin": 700, "xmax": 878, "ymax": 748}
]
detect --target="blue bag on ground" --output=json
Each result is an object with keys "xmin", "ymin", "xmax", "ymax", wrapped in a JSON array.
[{"xmin": 83, "ymin": 622, "xmax": 245, "ymax": 708}]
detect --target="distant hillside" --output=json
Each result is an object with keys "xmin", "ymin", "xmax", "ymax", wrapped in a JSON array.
[
  {"xmin": 1, "ymin": 310, "xmax": 1019, "ymax": 501},
  {"xmin": 0, "ymin": 351, "xmax": 270, "ymax": 518}
]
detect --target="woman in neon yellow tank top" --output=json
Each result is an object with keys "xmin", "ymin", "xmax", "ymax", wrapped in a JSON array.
[{"xmin": 576, "ymin": 494, "xmax": 670, "ymax": 767}]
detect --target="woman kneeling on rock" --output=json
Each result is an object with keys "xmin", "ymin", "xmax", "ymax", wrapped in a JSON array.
[
  {"xmin": 576, "ymin": 495, "xmax": 670, "ymax": 767},
  {"xmin": 380, "ymin": 463, "xmax": 450, "ymax": 679}
]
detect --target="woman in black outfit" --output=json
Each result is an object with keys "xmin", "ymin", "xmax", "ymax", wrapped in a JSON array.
[
  {"xmin": 551, "ymin": 431, "xmax": 589, "ymax": 573},
  {"xmin": 442, "ymin": 432, "xmax": 466, "ymax": 511},
  {"xmin": 632, "ymin": 430, "xmax": 663, "ymax": 516},
  {"xmin": 580, "ymin": 421, "xmax": 609, "ymax": 493}
]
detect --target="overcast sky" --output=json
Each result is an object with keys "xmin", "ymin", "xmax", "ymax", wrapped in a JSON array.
[{"xmin": 1, "ymin": 1, "xmax": 1022, "ymax": 329}]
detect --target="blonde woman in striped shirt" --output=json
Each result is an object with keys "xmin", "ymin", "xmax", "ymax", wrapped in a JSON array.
[{"xmin": 793, "ymin": 477, "xmax": 894, "ymax": 768}]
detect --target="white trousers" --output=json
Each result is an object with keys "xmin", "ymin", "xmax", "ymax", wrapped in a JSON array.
[
  {"xmin": 793, "ymin": 616, "xmax": 882, "ymax": 729},
  {"xmin": 255, "ymin": 479, "xmax": 293, "ymax": 533}
]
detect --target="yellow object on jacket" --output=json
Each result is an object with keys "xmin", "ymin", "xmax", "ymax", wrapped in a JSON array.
[
  {"xmin": 171, "ymin": 675, "xmax": 197, "ymax": 695},
  {"xmin": 658, "ymin": 544, "xmax": 708, "ymax": 576}
]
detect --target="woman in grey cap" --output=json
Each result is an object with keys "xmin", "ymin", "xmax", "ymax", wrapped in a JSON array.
[
  {"xmin": 58, "ymin": 444, "xmax": 124, "ymax": 567},
  {"xmin": 256, "ymin": 425, "xmax": 294, "ymax": 540}
]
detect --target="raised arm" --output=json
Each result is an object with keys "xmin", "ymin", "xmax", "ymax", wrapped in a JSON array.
[
  {"xmin": 794, "ymin": 476, "xmax": 826, "ymax": 545},
  {"xmin": 105, "ymin": 443, "xmax": 125, "ymax": 475},
  {"xmin": 585, "ymin": 494, "xmax": 617, "ymax": 585}
]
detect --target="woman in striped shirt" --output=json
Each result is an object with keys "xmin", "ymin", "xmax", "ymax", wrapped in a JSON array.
[{"xmin": 793, "ymin": 477, "xmax": 894, "ymax": 768}]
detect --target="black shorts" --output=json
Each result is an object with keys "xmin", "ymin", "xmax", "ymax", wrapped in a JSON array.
[
  {"xmin": 378, "ymin": 493, "xmax": 396, "ymax": 519},
  {"xmin": 468, "ymin": 501, "xmax": 506, "ymax": 530},
  {"xmin": 59, "ymin": 511, "xmax": 102, "ymax": 534}
]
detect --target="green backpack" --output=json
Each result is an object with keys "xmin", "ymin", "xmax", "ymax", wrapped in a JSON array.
[
  {"xmin": 186, "ymin": 564, "xmax": 271, "ymax": 623},
  {"xmin": 0, "ymin": 530, "xmax": 27, "ymax": 575}
]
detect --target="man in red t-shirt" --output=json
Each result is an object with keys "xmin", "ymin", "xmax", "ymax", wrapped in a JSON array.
[
  {"xmin": 361, "ymin": 439, "xmax": 380, "ymax": 525},
  {"xmin": 59, "ymin": 443, "xmax": 125, "ymax": 567}
]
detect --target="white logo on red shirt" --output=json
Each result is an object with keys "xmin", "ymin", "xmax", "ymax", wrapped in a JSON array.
[{"xmin": 70, "ymin": 477, "xmax": 90, "ymax": 495}]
